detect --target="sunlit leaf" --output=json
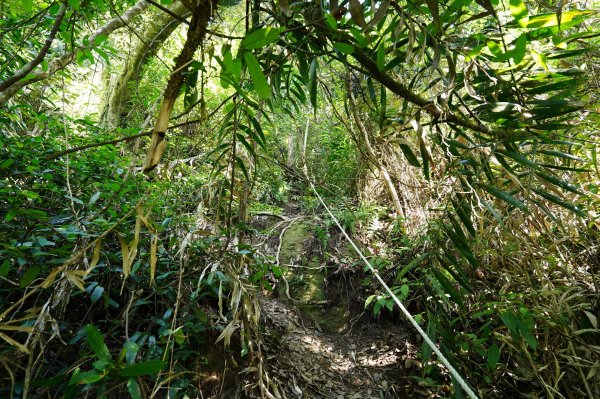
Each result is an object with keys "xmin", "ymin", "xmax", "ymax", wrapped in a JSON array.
[
  {"xmin": 240, "ymin": 27, "xmax": 282, "ymax": 50},
  {"xmin": 509, "ymin": 0, "xmax": 529, "ymax": 27},
  {"xmin": 244, "ymin": 52, "xmax": 271, "ymax": 100}
]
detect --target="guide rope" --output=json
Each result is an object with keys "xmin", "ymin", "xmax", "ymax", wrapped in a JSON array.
[{"xmin": 301, "ymin": 121, "xmax": 478, "ymax": 399}]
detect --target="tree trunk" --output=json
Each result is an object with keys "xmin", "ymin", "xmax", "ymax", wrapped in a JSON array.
[
  {"xmin": 345, "ymin": 75, "xmax": 405, "ymax": 217},
  {"xmin": 101, "ymin": 1, "xmax": 189, "ymax": 129},
  {"xmin": 143, "ymin": 0, "xmax": 217, "ymax": 173}
]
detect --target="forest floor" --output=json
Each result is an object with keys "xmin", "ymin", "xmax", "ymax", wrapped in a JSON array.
[
  {"xmin": 260, "ymin": 298, "xmax": 416, "ymax": 398},
  {"xmin": 248, "ymin": 209, "xmax": 429, "ymax": 398}
]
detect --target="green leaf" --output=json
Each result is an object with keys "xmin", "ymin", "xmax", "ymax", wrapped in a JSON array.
[
  {"xmin": 500, "ymin": 312, "xmax": 519, "ymax": 335},
  {"xmin": 349, "ymin": 28, "xmax": 368, "ymax": 47},
  {"xmin": 19, "ymin": 266, "xmax": 41, "ymax": 288},
  {"xmin": 333, "ymin": 42, "xmax": 355, "ymax": 54},
  {"xmin": 513, "ymin": 34, "xmax": 527, "ymax": 64},
  {"xmin": 496, "ymin": 149, "xmax": 538, "ymax": 169},
  {"xmin": 240, "ymin": 27, "xmax": 282, "ymax": 49},
  {"xmin": 244, "ymin": 52, "xmax": 270, "ymax": 100},
  {"xmin": 445, "ymin": 227, "xmax": 479, "ymax": 268},
  {"xmin": 119, "ymin": 360, "xmax": 165, "ymax": 377},
  {"xmin": 399, "ymin": 143, "xmax": 421, "ymax": 167},
  {"xmin": 85, "ymin": 324, "xmax": 112, "ymax": 361},
  {"xmin": 23, "ymin": 0, "xmax": 33, "ymax": 13},
  {"xmin": 124, "ymin": 341, "xmax": 139, "ymax": 364},
  {"xmin": 68, "ymin": 0, "xmax": 81, "ymax": 11},
  {"xmin": 539, "ymin": 150, "xmax": 583, "ymax": 162},
  {"xmin": 531, "ymin": 50, "xmax": 549, "ymax": 71},
  {"xmin": 127, "ymin": 378, "xmax": 142, "ymax": 399},
  {"xmin": 90, "ymin": 285, "xmax": 104, "ymax": 302},
  {"xmin": 535, "ymin": 171, "xmax": 581, "ymax": 194},
  {"xmin": 376, "ymin": 42, "xmax": 386, "ymax": 72},
  {"xmin": 235, "ymin": 156, "xmax": 250, "ymax": 181},
  {"xmin": 453, "ymin": 199, "xmax": 476, "ymax": 237},
  {"xmin": 431, "ymin": 268, "xmax": 464, "ymax": 308},
  {"xmin": 532, "ymin": 189, "xmax": 586, "ymax": 217},
  {"xmin": 0, "ymin": 260, "xmax": 9, "ymax": 278},
  {"xmin": 487, "ymin": 344, "xmax": 500, "ymax": 369},
  {"xmin": 73, "ymin": 369, "xmax": 104, "ymax": 385},
  {"xmin": 5, "ymin": 209, "xmax": 17, "ymax": 221},
  {"xmin": 480, "ymin": 184, "xmax": 527, "ymax": 211},
  {"xmin": 94, "ymin": 34, "xmax": 108, "ymax": 46},
  {"xmin": 246, "ymin": 113, "xmax": 266, "ymax": 148},
  {"xmin": 325, "ymin": 14, "xmax": 337, "ymax": 29},
  {"xmin": 92, "ymin": 358, "xmax": 111, "ymax": 371},
  {"xmin": 509, "ymin": 0, "xmax": 529, "ymax": 26},
  {"xmin": 526, "ymin": 10, "xmax": 596, "ymax": 28},
  {"xmin": 308, "ymin": 59, "xmax": 318, "ymax": 111}
]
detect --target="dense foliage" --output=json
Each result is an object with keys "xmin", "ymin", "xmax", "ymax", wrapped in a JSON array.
[{"xmin": 1, "ymin": 0, "xmax": 599, "ymax": 397}]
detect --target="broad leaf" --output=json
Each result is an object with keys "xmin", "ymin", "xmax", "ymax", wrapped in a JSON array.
[
  {"xmin": 244, "ymin": 52, "xmax": 271, "ymax": 100},
  {"xmin": 241, "ymin": 27, "xmax": 282, "ymax": 49},
  {"xmin": 86, "ymin": 324, "xmax": 112, "ymax": 361},
  {"xmin": 119, "ymin": 360, "xmax": 165, "ymax": 377}
]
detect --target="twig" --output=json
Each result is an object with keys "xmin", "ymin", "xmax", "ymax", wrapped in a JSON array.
[
  {"xmin": 0, "ymin": 2, "xmax": 68, "ymax": 92},
  {"xmin": 45, "ymin": 131, "xmax": 152, "ymax": 159}
]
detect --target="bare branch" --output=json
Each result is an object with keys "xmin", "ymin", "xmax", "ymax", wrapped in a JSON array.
[
  {"xmin": 144, "ymin": 0, "xmax": 190, "ymax": 25},
  {"xmin": 0, "ymin": 2, "xmax": 68, "ymax": 93},
  {"xmin": 0, "ymin": 0, "xmax": 151, "ymax": 107},
  {"xmin": 45, "ymin": 131, "xmax": 152, "ymax": 160}
]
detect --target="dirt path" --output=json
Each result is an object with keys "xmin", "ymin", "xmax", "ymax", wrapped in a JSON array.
[
  {"xmin": 251, "ymin": 213, "xmax": 423, "ymax": 398},
  {"xmin": 260, "ymin": 298, "xmax": 415, "ymax": 398}
]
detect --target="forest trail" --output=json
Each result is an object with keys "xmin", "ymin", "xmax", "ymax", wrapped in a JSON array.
[
  {"xmin": 251, "ymin": 211, "xmax": 421, "ymax": 398},
  {"xmin": 260, "ymin": 298, "xmax": 412, "ymax": 398}
]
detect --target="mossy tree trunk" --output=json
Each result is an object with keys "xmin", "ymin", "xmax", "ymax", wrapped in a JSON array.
[
  {"xmin": 143, "ymin": 0, "xmax": 218, "ymax": 172},
  {"xmin": 100, "ymin": 1, "xmax": 189, "ymax": 130}
]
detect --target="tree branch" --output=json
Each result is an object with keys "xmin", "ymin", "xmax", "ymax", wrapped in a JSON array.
[
  {"xmin": 0, "ymin": 2, "xmax": 68, "ymax": 93},
  {"xmin": 45, "ymin": 117, "xmax": 209, "ymax": 160},
  {"xmin": 144, "ymin": 0, "xmax": 190, "ymax": 25},
  {"xmin": 349, "ymin": 46, "xmax": 511, "ymax": 139},
  {"xmin": 45, "ymin": 131, "xmax": 152, "ymax": 160},
  {"xmin": 0, "ymin": 0, "xmax": 151, "ymax": 107}
]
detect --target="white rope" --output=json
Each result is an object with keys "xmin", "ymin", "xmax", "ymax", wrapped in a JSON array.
[{"xmin": 301, "ymin": 121, "xmax": 478, "ymax": 399}]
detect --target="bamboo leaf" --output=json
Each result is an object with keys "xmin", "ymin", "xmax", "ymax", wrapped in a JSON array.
[
  {"xmin": 309, "ymin": 59, "xmax": 318, "ymax": 111},
  {"xmin": 244, "ymin": 52, "xmax": 271, "ymax": 100},
  {"xmin": 431, "ymin": 267, "xmax": 464, "ymax": 308},
  {"xmin": 127, "ymin": 378, "xmax": 142, "ymax": 399},
  {"xmin": 333, "ymin": 42, "xmax": 355, "ymax": 54},
  {"xmin": 86, "ymin": 324, "xmax": 112, "ymax": 361},
  {"xmin": 240, "ymin": 27, "xmax": 282, "ymax": 50},
  {"xmin": 376, "ymin": 41, "xmax": 386, "ymax": 71},
  {"xmin": 0, "ymin": 332, "xmax": 29, "ymax": 353},
  {"xmin": 119, "ymin": 360, "xmax": 165, "ymax": 377},
  {"xmin": 535, "ymin": 171, "xmax": 582, "ymax": 194},
  {"xmin": 398, "ymin": 143, "xmax": 421, "ymax": 167},
  {"xmin": 480, "ymin": 184, "xmax": 528, "ymax": 211},
  {"xmin": 87, "ymin": 239, "xmax": 102, "ymax": 274},
  {"xmin": 532, "ymin": 188, "xmax": 586, "ymax": 217},
  {"xmin": 509, "ymin": 0, "xmax": 529, "ymax": 27},
  {"xmin": 513, "ymin": 34, "xmax": 527, "ymax": 64}
]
